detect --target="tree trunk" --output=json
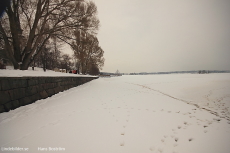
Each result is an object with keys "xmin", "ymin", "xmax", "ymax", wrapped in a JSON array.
[
  {"xmin": 20, "ymin": 64, "xmax": 29, "ymax": 70},
  {"xmin": 20, "ymin": 54, "xmax": 31, "ymax": 70},
  {"xmin": 13, "ymin": 63, "xmax": 20, "ymax": 69},
  {"xmin": 7, "ymin": 3, "xmax": 23, "ymax": 67}
]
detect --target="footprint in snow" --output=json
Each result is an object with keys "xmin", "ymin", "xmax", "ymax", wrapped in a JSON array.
[
  {"xmin": 121, "ymin": 132, "xmax": 125, "ymax": 136},
  {"xmin": 173, "ymin": 143, "xmax": 178, "ymax": 147},
  {"xmin": 175, "ymin": 137, "xmax": 179, "ymax": 142},
  {"xmin": 120, "ymin": 142, "xmax": 125, "ymax": 146},
  {"xmin": 158, "ymin": 148, "xmax": 164, "ymax": 153},
  {"xmin": 50, "ymin": 120, "xmax": 60, "ymax": 126},
  {"xmin": 188, "ymin": 138, "xmax": 194, "ymax": 142},
  {"xmin": 149, "ymin": 146, "xmax": 155, "ymax": 152},
  {"xmin": 213, "ymin": 118, "xmax": 221, "ymax": 122}
]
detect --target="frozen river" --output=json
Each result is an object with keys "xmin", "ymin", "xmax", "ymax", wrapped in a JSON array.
[{"xmin": 1, "ymin": 73, "xmax": 230, "ymax": 153}]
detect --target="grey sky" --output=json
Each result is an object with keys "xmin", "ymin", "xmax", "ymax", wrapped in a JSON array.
[{"xmin": 66, "ymin": 0, "xmax": 230, "ymax": 73}]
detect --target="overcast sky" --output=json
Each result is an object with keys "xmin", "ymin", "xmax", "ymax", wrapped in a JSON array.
[{"xmin": 66, "ymin": 0, "xmax": 230, "ymax": 73}]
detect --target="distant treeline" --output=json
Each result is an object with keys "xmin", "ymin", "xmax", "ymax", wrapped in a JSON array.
[{"xmin": 101, "ymin": 70, "xmax": 230, "ymax": 76}]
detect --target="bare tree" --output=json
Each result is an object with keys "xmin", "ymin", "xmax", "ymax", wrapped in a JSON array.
[
  {"xmin": 71, "ymin": 32, "xmax": 104, "ymax": 74},
  {"xmin": 32, "ymin": 40, "xmax": 63, "ymax": 71},
  {"xmin": 88, "ymin": 63, "xmax": 99, "ymax": 75},
  {"xmin": 0, "ymin": 0, "xmax": 99, "ymax": 70},
  {"xmin": 61, "ymin": 54, "xmax": 72, "ymax": 72}
]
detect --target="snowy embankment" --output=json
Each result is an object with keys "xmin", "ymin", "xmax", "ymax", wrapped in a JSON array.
[
  {"xmin": 0, "ymin": 67, "xmax": 94, "ymax": 77},
  {"xmin": 0, "ymin": 73, "xmax": 230, "ymax": 153}
]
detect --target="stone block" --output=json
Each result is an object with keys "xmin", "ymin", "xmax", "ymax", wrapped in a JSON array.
[
  {"xmin": 57, "ymin": 82, "xmax": 62, "ymax": 87},
  {"xmin": 19, "ymin": 88, "xmax": 26, "ymax": 98},
  {"xmin": 40, "ymin": 91, "xmax": 48, "ymax": 99},
  {"xmin": 50, "ymin": 78, "xmax": 56, "ymax": 83},
  {"xmin": 74, "ymin": 80, "xmax": 80, "ymax": 86},
  {"xmin": 12, "ymin": 100, "xmax": 20, "ymax": 109},
  {"xmin": 64, "ymin": 86, "xmax": 69, "ymax": 90},
  {"xmin": 50, "ymin": 83, "xmax": 55, "ymax": 88},
  {"xmin": 53, "ymin": 82, "xmax": 58, "ymax": 88},
  {"xmin": 0, "ymin": 91, "xmax": 11, "ymax": 104},
  {"xmin": 4, "ymin": 101, "xmax": 12, "ymax": 112},
  {"xmin": 11, "ymin": 88, "xmax": 26, "ymax": 100},
  {"xmin": 47, "ymin": 83, "xmax": 53, "ymax": 89},
  {"xmin": 30, "ymin": 93, "xmax": 41, "ymax": 102},
  {"xmin": 1, "ymin": 79, "xmax": 10, "ymax": 90},
  {"xmin": 54, "ymin": 87, "xmax": 59, "ymax": 93},
  {"xmin": 67, "ymin": 81, "xmax": 72, "ymax": 85},
  {"xmin": 60, "ymin": 82, "xmax": 65, "ymax": 86},
  {"xmin": 9, "ymin": 79, "xmax": 21, "ymax": 89},
  {"xmin": 0, "ymin": 105, "xmax": 5, "ymax": 113},
  {"xmin": 46, "ymin": 77, "xmax": 55, "ymax": 83},
  {"xmin": 21, "ymin": 79, "xmax": 28, "ymax": 88},
  {"xmin": 60, "ymin": 86, "xmax": 65, "ymax": 92},
  {"xmin": 25, "ymin": 86, "xmax": 37, "ymax": 96},
  {"xmin": 54, "ymin": 86, "xmax": 64, "ymax": 93},
  {"xmin": 28, "ymin": 78, "xmax": 38, "ymax": 86},
  {"xmin": 42, "ymin": 83, "xmax": 48, "ymax": 90},
  {"xmin": 19, "ymin": 97, "xmax": 33, "ymax": 106},
  {"xmin": 36, "ymin": 85, "xmax": 43, "ymax": 92},
  {"xmin": 38, "ymin": 78, "xmax": 46, "ymax": 84},
  {"xmin": 46, "ymin": 89, "xmax": 55, "ymax": 97},
  {"xmin": 8, "ymin": 90, "xmax": 14, "ymax": 100},
  {"xmin": 53, "ymin": 78, "xmax": 62, "ymax": 82}
]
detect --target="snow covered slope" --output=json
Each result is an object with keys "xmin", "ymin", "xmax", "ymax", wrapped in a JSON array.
[{"xmin": 0, "ymin": 74, "xmax": 230, "ymax": 153}]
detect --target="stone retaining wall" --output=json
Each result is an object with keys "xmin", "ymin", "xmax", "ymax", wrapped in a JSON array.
[{"xmin": 0, "ymin": 76, "xmax": 98, "ymax": 113}]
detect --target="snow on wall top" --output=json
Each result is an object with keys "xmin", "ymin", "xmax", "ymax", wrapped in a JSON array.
[{"xmin": 0, "ymin": 67, "xmax": 96, "ymax": 77}]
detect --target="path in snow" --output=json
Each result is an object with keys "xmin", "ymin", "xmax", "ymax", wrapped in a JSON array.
[
  {"xmin": 130, "ymin": 83, "xmax": 230, "ymax": 121},
  {"xmin": 0, "ymin": 74, "xmax": 230, "ymax": 153}
]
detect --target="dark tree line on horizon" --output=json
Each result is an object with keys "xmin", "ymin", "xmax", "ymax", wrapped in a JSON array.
[{"xmin": 0, "ymin": 0, "xmax": 104, "ymax": 75}]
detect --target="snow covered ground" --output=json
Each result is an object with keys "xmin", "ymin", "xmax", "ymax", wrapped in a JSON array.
[{"xmin": 0, "ymin": 73, "xmax": 230, "ymax": 153}]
